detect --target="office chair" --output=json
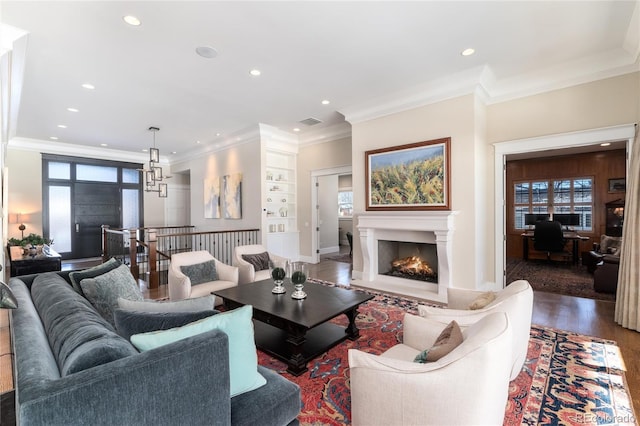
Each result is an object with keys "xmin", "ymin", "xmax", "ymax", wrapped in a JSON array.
[{"xmin": 533, "ymin": 220, "xmax": 567, "ymax": 261}]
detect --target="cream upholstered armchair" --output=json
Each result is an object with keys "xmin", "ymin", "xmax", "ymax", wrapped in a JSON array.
[
  {"xmin": 417, "ymin": 279, "xmax": 533, "ymax": 380},
  {"xmin": 233, "ymin": 244, "xmax": 287, "ymax": 285},
  {"xmin": 348, "ymin": 312, "xmax": 512, "ymax": 426},
  {"xmin": 168, "ymin": 250, "xmax": 238, "ymax": 305}
]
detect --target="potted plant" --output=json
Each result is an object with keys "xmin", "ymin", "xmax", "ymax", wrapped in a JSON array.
[{"xmin": 8, "ymin": 234, "xmax": 54, "ymax": 255}]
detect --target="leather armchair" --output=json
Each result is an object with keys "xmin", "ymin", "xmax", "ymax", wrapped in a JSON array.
[
  {"xmin": 417, "ymin": 280, "xmax": 533, "ymax": 380},
  {"xmin": 586, "ymin": 235, "xmax": 622, "ymax": 273},
  {"xmin": 168, "ymin": 250, "xmax": 238, "ymax": 305},
  {"xmin": 233, "ymin": 244, "xmax": 287, "ymax": 285},
  {"xmin": 348, "ymin": 312, "xmax": 512, "ymax": 426},
  {"xmin": 594, "ymin": 255, "xmax": 620, "ymax": 294}
]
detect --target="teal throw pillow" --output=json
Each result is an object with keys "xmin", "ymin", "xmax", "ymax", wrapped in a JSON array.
[
  {"xmin": 180, "ymin": 260, "xmax": 218, "ymax": 285},
  {"xmin": 130, "ymin": 305, "xmax": 266, "ymax": 397},
  {"xmin": 80, "ymin": 264, "xmax": 143, "ymax": 326},
  {"xmin": 69, "ymin": 257, "xmax": 121, "ymax": 295}
]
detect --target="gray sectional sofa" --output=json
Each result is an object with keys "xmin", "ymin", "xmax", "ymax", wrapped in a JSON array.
[{"xmin": 9, "ymin": 271, "xmax": 301, "ymax": 426}]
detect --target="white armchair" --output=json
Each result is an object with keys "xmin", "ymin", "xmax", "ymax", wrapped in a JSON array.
[
  {"xmin": 168, "ymin": 250, "xmax": 239, "ymax": 305},
  {"xmin": 418, "ymin": 279, "xmax": 533, "ymax": 380},
  {"xmin": 233, "ymin": 244, "xmax": 287, "ymax": 285},
  {"xmin": 348, "ymin": 312, "xmax": 512, "ymax": 426}
]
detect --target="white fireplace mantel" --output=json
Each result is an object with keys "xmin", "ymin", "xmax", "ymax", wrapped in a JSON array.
[{"xmin": 355, "ymin": 212, "xmax": 459, "ymax": 303}]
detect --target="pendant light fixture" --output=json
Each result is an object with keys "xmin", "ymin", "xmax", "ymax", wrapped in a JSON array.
[{"xmin": 145, "ymin": 126, "xmax": 168, "ymax": 198}]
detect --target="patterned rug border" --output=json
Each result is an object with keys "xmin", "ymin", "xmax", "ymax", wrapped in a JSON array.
[{"xmin": 270, "ymin": 279, "xmax": 635, "ymax": 425}]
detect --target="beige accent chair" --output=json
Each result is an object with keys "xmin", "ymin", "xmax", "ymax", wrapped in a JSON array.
[
  {"xmin": 233, "ymin": 244, "xmax": 287, "ymax": 285},
  {"xmin": 417, "ymin": 279, "xmax": 533, "ymax": 380},
  {"xmin": 168, "ymin": 250, "xmax": 238, "ymax": 305},
  {"xmin": 348, "ymin": 312, "xmax": 512, "ymax": 426}
]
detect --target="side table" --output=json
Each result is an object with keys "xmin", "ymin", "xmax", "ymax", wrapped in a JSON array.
[{"xmin": 7, "ymin": 246, "xmax": 62, "ymax": 277}]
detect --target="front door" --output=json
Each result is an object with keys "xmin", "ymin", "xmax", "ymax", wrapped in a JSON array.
[{"xmin": 73, "ymin": 183, "xmax": 121, "ymax": 258}]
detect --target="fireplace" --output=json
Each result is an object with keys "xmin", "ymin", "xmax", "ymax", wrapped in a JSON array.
[
  {"xmin": 355, "ymin": 212, "xmax": 458, "ymax": 303},
  {"xmin": 378, "ymin": 241, "xmax": 438, "ymax": 283}
]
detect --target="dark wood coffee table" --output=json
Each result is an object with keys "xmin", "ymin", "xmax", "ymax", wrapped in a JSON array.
[{"xmin": 214, "ymin": 279, "xmax": 373, "ymax": 376}]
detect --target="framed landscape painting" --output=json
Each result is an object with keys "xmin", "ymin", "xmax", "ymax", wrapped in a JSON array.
[{"xmin": 365, "ymin": 137, "xmax": 451, "ymax": 211}]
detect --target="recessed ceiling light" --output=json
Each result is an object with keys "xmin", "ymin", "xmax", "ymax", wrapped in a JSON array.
[
  {"xmin": 293, "ymin": 128, "xmax": 300, "ymax": 132},
  {"xmin": 67, "ymin": 107, "xmax": 79, "ymax": 112},
  {"xmin": 172, "ymin": 151, "xmax": 177, "ymax": 154},
  {"xmin": 216, "ymin": 133, "xmax": 221, "ymax": 137},
  {"xmin": 100, "ymin": 143, "xmax": 108, "ymax": 147},
  {"xmin": 321, "ymin": 100, "xmax": 330, "ymax": 105},
  {"xmin": 50, "ymin": 136, "xmax": 58, "ymax": 140},
  {"xmin": 57, "ymin": 124, "xmax": 67, "ymax": 128},
  {"xmin": 195, "ymin": 46, "xmax": 218, "ymax": 59},
  {"xmin": 123, "ymin": 15, "xmax": 141, "ymax": 26},
  {"xmin": 196, "ymin": 140, "xmax": 201, "ymax": 144},
  {"xmin": 142, "ymin": 149, "xmax": 148, "ymax": 152},
  {"xmin": 250, "ymin": 69, "xmax": 261, "ymax": 76},
  {"xmin": 461, "ymin": 48, "xmax": 475, "ymax": 56},
  {"xmin": 600, "ymin": 142, "xmax": 611, "ymax": 147},
  {"xmin": 82, "ymin": 83, "xmax": 95, "ymax": 90}
]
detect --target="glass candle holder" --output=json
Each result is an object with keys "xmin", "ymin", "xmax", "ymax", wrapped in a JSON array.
[
  {"xmin": 270, "ymin": 259, "xmax": 288, "ymax": 294},
  {"xmin": 290, "ymin": 262, "xmax": 308, "ymax": 299}
]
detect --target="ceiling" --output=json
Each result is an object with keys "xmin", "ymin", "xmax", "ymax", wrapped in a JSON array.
[{"xmin": 2, "ymin": 1, "xmax": 639, "ymax": 162}]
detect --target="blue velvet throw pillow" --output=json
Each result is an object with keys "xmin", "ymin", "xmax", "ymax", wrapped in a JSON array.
[
  {"xmin": 80, "ymin": 264, "xmax": 143, "ymax": 326},
  {"xmin": 69, "ymin": 257, "xmax": 121, "ymax": 295},
  {"xmin": 113, "ymin": 309, "xmax": 219, "ymax": 341},
  {"xmin": 180, "ymin": 260, "xmax": 218, "ymax": 285},
  {"xmin": 130, "ymin": 305, "xmax": 266, "ymax": 397}
]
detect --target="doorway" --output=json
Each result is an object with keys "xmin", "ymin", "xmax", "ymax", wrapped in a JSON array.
[
  {"xmin": 493, "ymin": 124, "xmax": 636, "ymax": 287},
  {"xmin": 310, "ymin": 165, "xmax": 352, "ymax": 264},
  {"xmin": 73, "ymin": 182, "xmax": 121, "ymax": 258},
  {"xmin": 43, "ymin": 155, "xmax": 144, "ymax": 260}
]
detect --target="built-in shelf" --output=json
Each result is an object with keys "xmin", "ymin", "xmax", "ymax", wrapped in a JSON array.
[{"xmin": 262, "ymin": 143, "xmax": 299, "ymax": 259}]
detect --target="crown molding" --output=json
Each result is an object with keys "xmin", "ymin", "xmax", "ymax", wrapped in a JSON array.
[
  {"xmin": 7, "ymin": 137, "xmax": 159, "ymax": 164},
  {"xmin": 341, "ymin": 46, "xmax": 640, "ymax": 124},
  {"xmin": 297, "ymin": 122, "xmax": 352, "ymax": 146},
  {"xmin": 340, "ymin": 66, "xmax": 489, "ymax": 125},
  {"xmin": 169, "ymin": 124, "xmax": 262, "ymax": 164}
]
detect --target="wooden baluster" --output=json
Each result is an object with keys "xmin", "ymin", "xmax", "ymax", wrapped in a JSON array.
[
  {"xmin": 148, "ymin": 229, "xmax": 158, "ymax": 289},
  {"xmin": 129, "ymin": 230, "xmax": 139, "ymax": 281},
  {"xmin": 101, "ymin": 225, "xmax": 110, "ymax": 263}
]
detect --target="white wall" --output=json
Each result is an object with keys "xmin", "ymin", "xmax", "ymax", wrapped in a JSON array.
[
  {"xmin": 297, "ymin": 137, "xmax": 352, "ymax": 257},
  {"xmin": 5, "ymin": 149, "xmax": 43, "ymax": 239},
  {"xmin": 351, "ymin": 94, "xmax": 484, "ymax": 290},
  {"xmin": 350, "ymin": 72, "xmax": 639, "ymax": 291},
  {"xmin": 170, "ymin": 139, "xmax": 262, "ymax": 232}
]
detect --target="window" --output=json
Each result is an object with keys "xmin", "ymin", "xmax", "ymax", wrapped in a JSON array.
[
  {"xmin": 338, "ymin": 190, "xmax": 353, "ymax": 218},
  {"xmin": 514, "ymin": 177, "xmax": 593, "ymax": 231}
]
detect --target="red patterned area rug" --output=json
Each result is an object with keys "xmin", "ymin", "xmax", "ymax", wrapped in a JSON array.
[{"xmin": 257, "ymin": 282, "xmax": 635, "ymax": 425}]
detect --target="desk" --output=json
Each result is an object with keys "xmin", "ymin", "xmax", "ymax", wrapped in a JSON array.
[
  {"xmin": 521, "ymin": 232, "xmax": 588, "ymax": 264},
  {"xmin": 8, "ymin": 246, "xmax": 62, "ymax": 277}
]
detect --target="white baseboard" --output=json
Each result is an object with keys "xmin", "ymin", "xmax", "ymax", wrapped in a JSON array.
[{"xmin": 319, "ymin": 245, "xmax": 340, "ymax": 255}]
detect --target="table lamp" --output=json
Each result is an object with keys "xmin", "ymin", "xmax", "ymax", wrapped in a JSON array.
[
  {"xmin": 10, "ymin": 213, "xmax": 30, "ymax": 239},
  {"xmin": 0, "ymin": 281, "xmax": 18, "ymax": 309}
]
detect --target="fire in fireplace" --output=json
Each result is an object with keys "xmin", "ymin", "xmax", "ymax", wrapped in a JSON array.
[
  {"xmin": 388, "ymin": 256, "xmax": 437, "ymax": 282},
  {"xmin": 377, "ymin": 240, "xmax": 438, "ymax": 284}
]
